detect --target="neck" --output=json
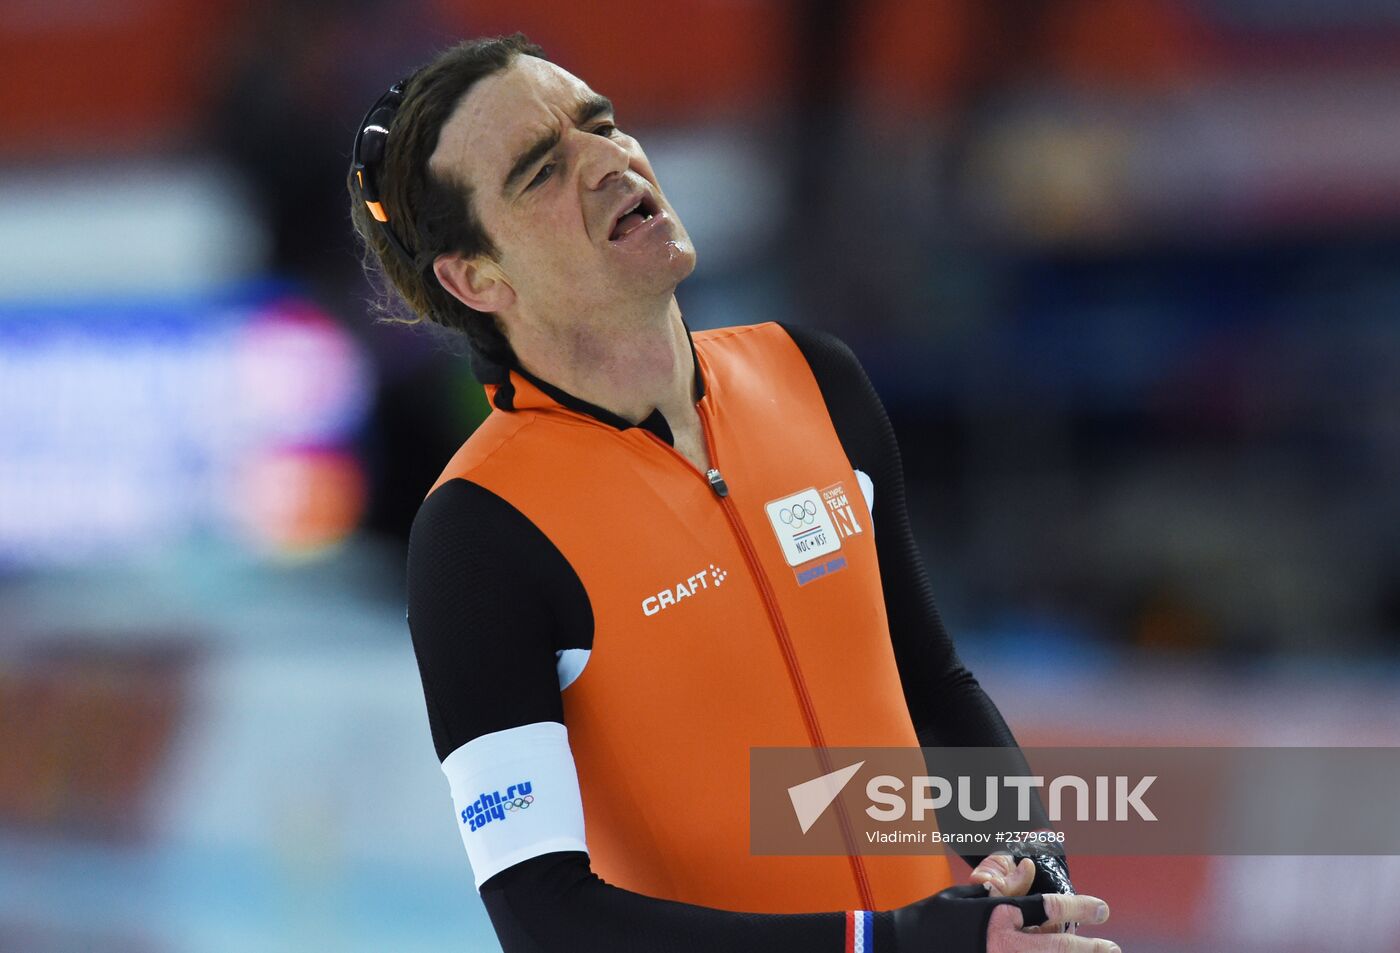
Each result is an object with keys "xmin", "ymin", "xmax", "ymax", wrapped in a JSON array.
[{"xmin": 506, "ymin": 296, "xmax": 695, "ymax": 424}]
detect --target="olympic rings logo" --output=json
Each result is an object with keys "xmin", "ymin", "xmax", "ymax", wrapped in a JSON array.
[
  {"xmin": 504, "ymin": 795, "xmax": 534, "ymax": 812},
  {"xmin": 779, "ymin": 501, "xmax": 819, "ymax": 526}
]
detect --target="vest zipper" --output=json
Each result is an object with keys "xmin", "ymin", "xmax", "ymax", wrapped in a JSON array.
[
  {"xmin": 643, "ymin": 405, "xmax": 877, "ymax": 912},
  {"xmin": 705, "ymin": 467, "xmax": 729, "ymax": 497}
]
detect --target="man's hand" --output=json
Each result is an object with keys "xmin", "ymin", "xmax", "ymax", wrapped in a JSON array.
[
  {"xmin": 972, "ymin": 851, "xmax": 1078, "ymax": 936},
  {"xmin": 987, "ymin": 893, "xmax": 1118, "ymax": 953},
  {"xmin": 971, "ymin": 853, "xmax": 1037, "ymax": 898},
  {"xmin": 893, "ymin": 884, "xmax": 1118, "ymax": 953}
]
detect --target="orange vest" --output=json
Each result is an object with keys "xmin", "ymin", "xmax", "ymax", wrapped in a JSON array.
[{"xmin": 432, "ymin": 322, "xmax": 953, "ymax": 912}]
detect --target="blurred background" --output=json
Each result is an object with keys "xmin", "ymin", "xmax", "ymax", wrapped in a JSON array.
[{"xmin": 2, "ymin": 1, "xmax": 1398, "ymax": 950}]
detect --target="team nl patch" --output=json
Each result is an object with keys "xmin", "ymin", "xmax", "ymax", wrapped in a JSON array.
[{"xmin": 765, "ymin": 487, "xmax": 843, "ymax": 570}]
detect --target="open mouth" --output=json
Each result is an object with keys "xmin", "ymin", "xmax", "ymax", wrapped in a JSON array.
[{"xmin": 608, "ymin": 193, "xmax": 659, "ymax": 242}]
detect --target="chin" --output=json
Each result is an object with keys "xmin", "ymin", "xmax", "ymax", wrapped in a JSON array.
[
  {"xmin": 664, "ymin": 238, "xmax": 698, "ymax": 281},
  {"xmin": 624, "ymin": 236, "xmax": 697, "ymax": 297}
]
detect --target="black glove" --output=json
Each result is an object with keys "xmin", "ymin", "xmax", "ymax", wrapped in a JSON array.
[
  {"xmin": 1026, "ymin": 852, "xmax": 1073, "ymax": 897},
  {"xmin": 891, "ymin": 884, "xmax": 1049, "ymax": 952},
  {"xmin": 1005, "ymin": 839, "xmax": 1073, "ymax": 898},
  {"xmin": 1007, "ymin": 839, "xmax": 1075, "ymax": 934}
]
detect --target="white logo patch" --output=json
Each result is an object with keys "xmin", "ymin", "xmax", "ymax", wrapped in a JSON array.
[
  {"xmin": 820, "ymin": 481, "xmax": 864, "ymax": 539},
  {"xmin": 764, "ymin": 487, "xmax": 843, "ymax": 567}
]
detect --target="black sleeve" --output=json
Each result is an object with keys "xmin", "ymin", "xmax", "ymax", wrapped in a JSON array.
[
  {"xmin": 407, "ymin": 479, "xmax": 581, "ymax": 758},
  {"xmin": 483, "ymin": 856, "xmax": 1061, "ymax": 953},
  {"xmin": 780, "ymin": 324, "xmax": 1064, "ymax": 876},
  {"xmin": 480, "ymin": 852, "xmax": 862, "ymax": 953},
  {"xmin": 406, "ymin": 479, "xmax": 891, "ymax": 952}
]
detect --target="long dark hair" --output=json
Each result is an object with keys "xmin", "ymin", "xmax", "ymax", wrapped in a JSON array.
[{"xmin": 348, "ymin": 33, "xmax": 545, "ymax": 365}]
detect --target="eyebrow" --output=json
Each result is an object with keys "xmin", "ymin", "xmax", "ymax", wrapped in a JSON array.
[{"xmin": 502, "ymin": 93, "xmax": 615, "ymax": 196}]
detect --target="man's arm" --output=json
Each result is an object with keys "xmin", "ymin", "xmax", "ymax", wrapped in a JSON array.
[{"xmin": 779, "ymin": 323, "xmax": 1068, "ymax": 891}]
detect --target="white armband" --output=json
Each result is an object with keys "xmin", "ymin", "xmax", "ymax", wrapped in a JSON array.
[{"xmin": 441, "ymin": 720, "xmax": 589, "ymax": 890}]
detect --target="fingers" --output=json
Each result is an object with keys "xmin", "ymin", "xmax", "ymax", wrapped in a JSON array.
[
  {"xmin": 985, "ymin": 895, "xmax": 1109, "ymax": 934},
  {"xmin": 970, "ymin": 853, "xmax": 1016, "ymax": 884},
  {"xmin": 987, "ymin": 904, "xmax": 1120, "ymax": 953},
  {"xmin": 1039, "ymin": 893, "xmax": 1109, "ymax": 930},
  {"xmin": 970, "ymin": 861, "xmax": 1002, "ymax": 894},
  {"xmin": 1015, "ymin": 933, "xmax": 1120, "ymax": 953},
  {"xmin": 971, "ymin": 854, "xmax": 1036, "ymax": 897},
  {"xmin": 1030, "ymin": 935, "xmax": 1119, "ymax": 953},
  {"xmin": 1025, "ymin": 920, "xmax": 1074, "ymax": 936}
]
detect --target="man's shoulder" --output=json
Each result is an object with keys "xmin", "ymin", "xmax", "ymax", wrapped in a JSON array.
[
  {"xmin": 409, "ymin": 474, "xmax": 557, "ymax": 575},
  {"xmin": 425, "ymin": 403, "xmax": 544, "ymax": 497},
  {"xmin": 693, "ymin": 320, "xmax": 863, "ymax": 378},
  {"xmin": 691, "ymin": 319, "xmax": 778, "ymax": 344},
  {"xmin": 695, "ymin": 320, "xmax": 861, "ymax": 368},
  {"xmin": 410, "ymin": 475, "xmax": 506, "ymax": 544},
  {"xmin": 773, "ymin": 322, "xmax": 864, "ymax": 379}
]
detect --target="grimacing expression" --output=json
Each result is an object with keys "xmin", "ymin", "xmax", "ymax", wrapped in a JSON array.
[{"xmin": 429, "ymin": 56, "xmax": 696, "ymax": 319}]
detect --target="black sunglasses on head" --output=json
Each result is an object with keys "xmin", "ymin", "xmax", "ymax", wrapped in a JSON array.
[{"xmin": 350, "ymin": 81, "xmax": 417, "ymax": 267}]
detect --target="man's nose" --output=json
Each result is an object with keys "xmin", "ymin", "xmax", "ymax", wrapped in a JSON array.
[{"xmin": 572, "ymin": 127, "xmax": 630, "ymax": 192}]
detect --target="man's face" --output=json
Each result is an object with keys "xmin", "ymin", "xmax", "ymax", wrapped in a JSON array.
[{"xmin": 430, "ymin": 56, "xmax": 695, "ymax": 323}]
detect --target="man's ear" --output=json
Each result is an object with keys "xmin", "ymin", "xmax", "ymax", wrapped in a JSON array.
[{"xmin": 433, "ymin": 253, "xmax": 516, "ymax": 314}]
